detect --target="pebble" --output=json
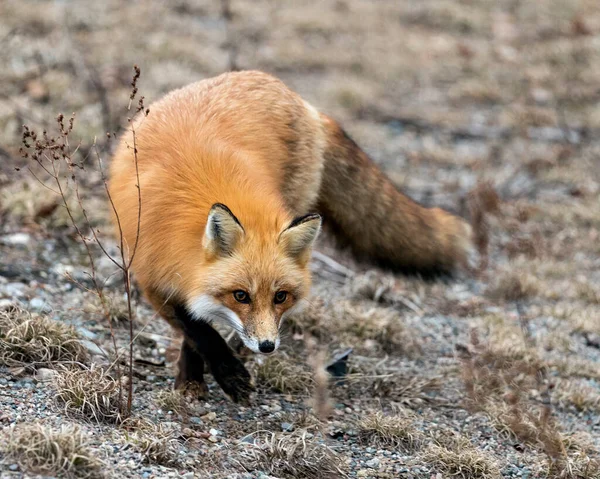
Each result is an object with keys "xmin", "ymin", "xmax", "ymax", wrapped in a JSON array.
[
  {"xmin": 80, "ymin": 339, "xmax": 107, "ymax": 356},
  {"xmin": 8, "ymin": 464, "xmax": 19, "ymax": 471},
  {"xmin": 366, "ymin": 458, "xmax": 380, "ymax": 468},
  {"xmin": 29, "ymin": 297, "xmax": 51, "ymax": 312},
  {"xmin": 4, "ymin": 283, "xmax": 27, "ymax": 298},
  {"xmin": 35, "ymin": 368, "xmax": 58, "ymax": 382},
  {"xmin": 0, "ymin": 299, "xmax": 14, "ymax": 310},
  {"xmin": 281, "ymin": 422, "xmax": 294, "ymax": 432},
  {"xmin": 201, "ymin": 411, "xmax": 216, "ymax": 421},
  {"xmin": 77, "ymin": 327, "xmax": 98, "ymax": 340},
  {"xmin": 2, "ymin": 233, "xmax": 31, "ymax": 246}
]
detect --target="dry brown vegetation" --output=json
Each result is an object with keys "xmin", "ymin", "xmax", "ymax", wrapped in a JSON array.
[
  {"xmin": 124, "ymin": 420, "xmax": 181, "ymax": 467},
  {"xmin": 54, "ymin": 366, "xmax": 123, "ymax": 423},
  {"xmin": 421, "ymin": 442, "xmax": 502, "ymax": 479},
  {"xmin": 1, "ymin": 423, "xmax": 104, "ymax": 478},
  {"xmin": 1, "ymin": 0, "xmax": 599, "ymax": 476},
  {"xmin": 358, "ymin": 410, "xmax": 423, "ymax": 452},
  {"xmin": 0, "ymin": 307, "xmax": 87, "ymax": 367},
  {"xmin": 239, "ymin": 430, "xmax": 347, "ymax": 479},
  {"xmin": 254, "ymin": 353, "xmax": 315, "ymax": 396}
]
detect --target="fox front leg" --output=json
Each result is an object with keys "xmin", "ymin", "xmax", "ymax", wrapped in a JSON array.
[
  {"xmin": 174, "ymin": 305, "xmax": 254, "ymax": 404},
  {"xmin": 174, "ymin": 339, "xmax": 209, "ymax": 399}
]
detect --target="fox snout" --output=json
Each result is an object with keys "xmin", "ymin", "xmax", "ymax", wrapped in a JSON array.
[{"xmin": 242, "ymin": 333, "xmax": 281, "ymax": 355}]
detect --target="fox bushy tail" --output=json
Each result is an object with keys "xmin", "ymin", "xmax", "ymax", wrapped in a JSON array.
[{"xmin": 316, "ymin": 115, "xmax": 472, "ymax": 276}]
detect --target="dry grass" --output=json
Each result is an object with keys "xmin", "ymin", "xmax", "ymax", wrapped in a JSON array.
[
  {"xmin": 358, "ymin": 410, "xmax": 422, "ymax": 452},
  {"xmin": 123, "ymin": 420, "xmax": 180, "ymax": 467},
  {"xmin": 0, "ymin": 178, "xmax": 106, "ymax": 229},
  {"xmin": 155, "ymin": 389, "xmax": 189, "ymax": 416},
  {"xmin": 240, "ymin": 429, "xmax": 347, "ymax": 479},
  {"xmin": 421, "ymin": 443, "xmax": 501, "ymax": 479},
  {"xmin": 552, "ymin": 379, "xmax": 600, "ymax": 413},
  {"xmin": 575, "ymin": 282, "xmax": 600, "ymax": 305},
  {"xmin": 290, "ymin": 298, "xmax": 420, "ymax": 356},
  {"xmin": 255, "ymin": 353, "xmax": 315, "ymax": 395},
  {"xmin": 547, "ymin": 453, "xmax": 600, "ymax": 479},
  {"xmin": 461, "ymin": 329, "xmax": 600, "ymax": 476},
  {"xmin": 486, "ymin": 269, "xmax": 540, "ymax": 302},
  {"xmin": 0, "ymin": 307, "xmax": 88, "ymax": 367},
  {"xmin": 54, "ymin": 366, "xmax": 123, "ymax": 423},
  {"xmin": 1, "ymin": 422, "xmax": 104, "ymax": 478}
]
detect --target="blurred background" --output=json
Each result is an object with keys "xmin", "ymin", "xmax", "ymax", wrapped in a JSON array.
[
  {"xmin": 2, "ymin": 0, "xmax": 599, "ymax": 210},
  {"xmin": 1, "ymin": 2, "xmax": 600, "ymax": 477}
]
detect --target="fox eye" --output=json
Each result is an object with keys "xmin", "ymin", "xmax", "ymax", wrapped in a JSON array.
[
  {"xmin": 274, "ymin": 291, "xmax": 288, "ymax": 304},
  {"xmin": 233, "ymin": 290, "xmax": 250, "ymax": 303}
]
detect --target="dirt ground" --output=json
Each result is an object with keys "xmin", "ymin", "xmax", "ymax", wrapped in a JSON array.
[{"xmin": 0, "ymin": 0, "xmax": 599, "ymax": 478}]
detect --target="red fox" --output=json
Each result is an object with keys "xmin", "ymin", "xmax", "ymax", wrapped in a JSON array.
[{"xmin": 109, "ymin": 71, "xmax": 472, "ymax": 402}]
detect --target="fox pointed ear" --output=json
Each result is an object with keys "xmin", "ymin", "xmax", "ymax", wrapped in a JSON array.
[
  {"xmin": 279, "ymin": 213, "xmax": 321, "ymax": 262},
  {"xmin": 203, "ymin": 203, "xmax": 244, "ymax": 256}
]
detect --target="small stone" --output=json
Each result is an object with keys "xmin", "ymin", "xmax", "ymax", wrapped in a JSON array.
[
  {"xmin": 208, "ymin": 435, "xmax": 219, "ymax": 443},
  {"xmin": 9, "ymin": 464, "xmax": 19, "ymax": 471},
  {"xmin": 2, "ymin": 233, "xmax": 31, "ymax": 246},
  {"xmin": 366, "ymin": 458, "xmax": 380, "ymax": 468},
  {"xmin": 29, "ymin": 298, "xmax": 50, "ymax": 312},
  {"xmin": 80, "ymin": 340, "xmax": 107, "ymax": 357},
  {"xmin": 357, "ymin": 470, "xmax": 369, "ymax": 477},
  {"xmin": 190, "ymin": 417, "xmax": 202, "ymax": 425},
  {"xmin": 209, "ymin": 428, "xmax": 221, "ymax": 436},
  {"xmin": 77, "ymin": 327, "xmax": 98, "ymax": 340},
  {"xmin": 4, "ymin": 283, "xmax": 27, "ymax": 298},
  {"xmin": 182, "ymin": 473, "xmax": 194, "ymax": 479},
  {"xmin": 35, "ymin": 368, "xmax": 57, "ymax": 382},
  {"xmin": 202, "ymin": 411, "xmax": 216, "ymax": 421},
  {"xmin": 0, "ymin": 299, "xmax": 14, "ymax": 310},
  {"xmin": 281, "ymin": 422, "xmax": 294, "ymax": 432}
]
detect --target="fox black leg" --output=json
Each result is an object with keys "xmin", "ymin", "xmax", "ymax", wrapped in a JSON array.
[
  {"xmin": 174, "ymin": 339, "xmax": 208, "ymax": 399},
  {"xmin": 173, "ymin": 305, "xmax": 254, "ymax": 404}
]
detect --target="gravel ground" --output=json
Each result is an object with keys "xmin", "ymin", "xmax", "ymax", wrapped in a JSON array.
[{"xmin": 1, "ymin": 1, "xmax": 600, "ymax": 478}]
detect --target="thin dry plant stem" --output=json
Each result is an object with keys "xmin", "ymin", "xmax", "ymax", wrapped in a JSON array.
[{"xmin": 18, "ymin": 66, "xmax": 148, "ymax": 419}]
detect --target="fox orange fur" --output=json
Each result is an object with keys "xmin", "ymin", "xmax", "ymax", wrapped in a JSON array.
[{"xmin": 109, "ymin": 70, "xmax": 472, "ymax": 402}]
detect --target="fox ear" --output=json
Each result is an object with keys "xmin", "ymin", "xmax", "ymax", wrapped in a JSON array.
[
  {"xmin": 279, "ymin": 213, "xmax": 321, "ymax": 262},
  {"xmin": 204, "ymin": 203, "xmax": 244, "ymax": 256}
]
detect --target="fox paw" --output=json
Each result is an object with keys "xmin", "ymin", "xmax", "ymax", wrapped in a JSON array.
[
  {"xmin": 211, "ymin": 358, "xmax": 254, "ymax": 404},
  {"xmin": 174, "ymin": 379, "xmax": 209, "ymax": 400}
]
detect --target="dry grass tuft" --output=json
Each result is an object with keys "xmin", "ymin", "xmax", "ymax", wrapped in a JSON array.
[
  {"xmin": 0, "ymin": 307, "xmax": 88, "ymax": 367},
  {"xmin": 124, "ymin": 420, "xmax": 180, "ymax": 466},
  {"xmin": 547, "ymin": 453, "xmax": 600, "ymax": 479},
  {"xmin": 486, "ymin": 269, "xmax": 540, "ymax": 302},
  {"xmin": 575, "ymin": 282, "xmax": 600, "ymax": 305},
  {"xmin": 240, "ymin": 430, "xmax": 347, "ymax": 479},
  {"xmin": 358, "ymin": 410, "xmax": 422, "ymax": 452},
  {"xmin": 0, "ymin": 178, "xmax": 106, "ymax": 229},
  {"xmin": 552, "ymin": 379, "xmax": 600, "ymax": 413},
  {"xmin": 460, "ymin": 329, "xmax": 600, "ymax": 476},
  {"xmin": 155, "ymin": 389, "xmax": 189, "ymax": 416},
  {"xmin": 255, "ymin": 353, "xmax": 315, "ymax": 395},
  {"xmin": 348, "ymin": 271, "xmax": 397, "ymax": 303},
  {"xmin": 291, "ymin": 298, "xmax": 420, "ymax": 356},
  {"xmin": 421, "ymin": 443, "xmax": 501, "ymax": 479},
  {"xmin": 2, "ymin": 422, "xmax": 104, "ymax": 478},
  {"xmin": 54, "ymin": 366, "xmax": 123, "ymax": 423}
]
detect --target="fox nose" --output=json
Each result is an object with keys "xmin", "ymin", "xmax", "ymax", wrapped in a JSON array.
[{"xmin": 258, "ymin": 340, "xmax": 276, "ymax": 354}]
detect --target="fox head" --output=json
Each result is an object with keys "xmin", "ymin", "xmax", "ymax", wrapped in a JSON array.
[{"xmin": 186, "ymin": 203, "xmax": 321, "ymax": 354}]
